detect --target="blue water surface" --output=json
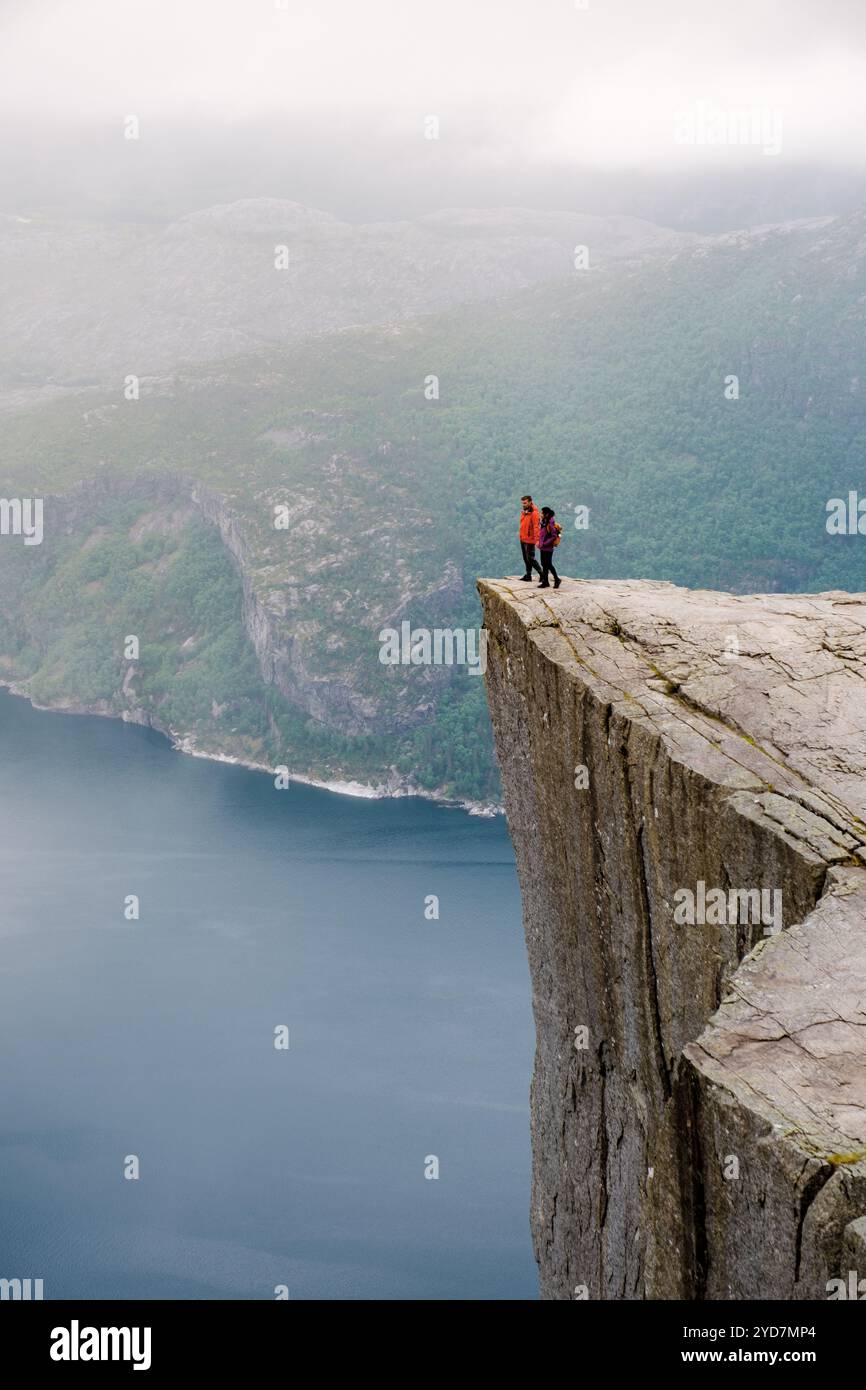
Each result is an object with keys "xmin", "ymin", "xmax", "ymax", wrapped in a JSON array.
[{"xmin": 0, "ymin": 690, "xmax": 536, "ymax": 1299}]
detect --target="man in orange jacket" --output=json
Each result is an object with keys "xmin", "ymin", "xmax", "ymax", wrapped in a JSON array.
[{"xmin": 519, "ymin": 494, "xmax": 542, "ymax": 580}]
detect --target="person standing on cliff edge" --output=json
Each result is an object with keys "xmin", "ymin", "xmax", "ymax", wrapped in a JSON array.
[
  {"xmin": 538, "ymin": 507, "xmax": 562, "ymax": 589},
  {"xmin": 518, "ymin": 494, "xmax": 542, "ymax": 581}
]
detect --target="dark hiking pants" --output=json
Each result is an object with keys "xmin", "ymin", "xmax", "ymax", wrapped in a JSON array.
[
  {"xmin": 521, "ymin": 541, "xmax": 542, "ymax": 576},
  {"xmin": 539, "ymin": 549, "xmax": 559, "ymax": 585}
]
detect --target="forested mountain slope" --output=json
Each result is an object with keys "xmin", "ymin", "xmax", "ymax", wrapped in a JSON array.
[{"xmin": 2, "ymin": 207, "xmax": 864, "ymax": 800}]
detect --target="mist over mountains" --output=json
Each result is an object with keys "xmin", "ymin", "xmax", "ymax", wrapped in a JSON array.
[
  {"xmin": 5, "ymin": 116, "xmax": 866, "ymax": 231},
  {"xmin": 1, "ymin": 197, "xmax": 696, "ymax": 410},
  {"xmin": 8, "ymin": 0, "xmax": 866, "ymax": 1326},
  {"xmin": 3, "ymin": 194, "xmax": 866, "ymax": 800},
  {"xmin": 0, "ymin": 192, "xmax": 847, "ymax": 412}
]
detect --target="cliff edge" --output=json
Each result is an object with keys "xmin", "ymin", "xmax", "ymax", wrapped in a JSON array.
[{"xmin": 478, "ymin": 576, "xmax": 866, "ymax": 1299}]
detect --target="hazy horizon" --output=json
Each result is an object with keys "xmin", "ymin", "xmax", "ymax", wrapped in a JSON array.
[{"xmin": 4, "ymin": 1, "xmax": 866, "ymax": 228}]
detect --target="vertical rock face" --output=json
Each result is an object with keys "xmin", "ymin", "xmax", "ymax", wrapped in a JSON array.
[
  {"xmin": 190, "ymin": 480, "xmax": 464, "ymax": 737},
  {"xmin": 478, "ymin": 577, "xmax": 866, "ymax": 1300}
]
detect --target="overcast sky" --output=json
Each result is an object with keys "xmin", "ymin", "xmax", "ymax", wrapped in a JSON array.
[{"xmin": 3, "ymin": 0, "xmax": 866, "ymax": 169}]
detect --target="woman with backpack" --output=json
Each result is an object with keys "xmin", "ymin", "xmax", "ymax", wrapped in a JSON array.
[{"xmin": 537, "ymin": 507, "xmax": 562, "ymax": 589}]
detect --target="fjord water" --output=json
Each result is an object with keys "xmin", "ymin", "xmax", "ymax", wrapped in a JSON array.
[{"xmin": 0, "ymin": 690, "xmax": 536, "ymax": 1299}]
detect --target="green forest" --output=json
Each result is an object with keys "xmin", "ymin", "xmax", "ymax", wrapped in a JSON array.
[{"xmin": 2, "ymin": 214, "xmax": 866, "ymax": 801}]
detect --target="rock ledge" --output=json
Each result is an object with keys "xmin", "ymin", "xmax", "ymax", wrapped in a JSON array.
[{"xmin": 479, "ymin": 576, "xmax": 866, "ymax": 1299}]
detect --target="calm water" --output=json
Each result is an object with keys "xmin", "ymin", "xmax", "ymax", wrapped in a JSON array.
[{"xmin": 0, "ymin": 689, "xmax": 536, "ymax": 1300}]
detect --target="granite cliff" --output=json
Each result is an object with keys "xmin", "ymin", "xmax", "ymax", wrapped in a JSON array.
[
  {"xmin": 0, "ymin": 472, "xmax": 472, "ymax": 799},
  {"xmin": 479, "ymin": 576, "xmax": 866, "ymax": 1300}
]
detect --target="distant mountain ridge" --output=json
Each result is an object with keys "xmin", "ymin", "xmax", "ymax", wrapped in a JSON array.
[
  {"xmin": 0, "ymin": 198, "xmax": 699, "ymax": 409},
  {"xmin": 2, "ymin": 202, "xmax": 866, "ymax": 801}
]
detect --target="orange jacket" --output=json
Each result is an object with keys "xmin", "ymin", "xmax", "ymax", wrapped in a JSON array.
[{"xmin": 520, "ymin": 506, "xmax": 540, "ymax": 545}]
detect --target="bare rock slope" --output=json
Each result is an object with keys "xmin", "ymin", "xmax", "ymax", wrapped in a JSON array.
[{"xmin": 478, "ymin": 576, "xmax": 866, "ymax": 1299}]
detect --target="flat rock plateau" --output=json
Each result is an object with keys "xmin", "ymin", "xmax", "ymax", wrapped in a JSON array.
[{"xmin": 479, "ymin": 576, "xmax": 866, "ymax": 1299}]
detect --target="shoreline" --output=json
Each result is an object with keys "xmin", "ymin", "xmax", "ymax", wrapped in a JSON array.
[{"xmin": 0, "ymin": 679, "xmax": 502, "ymax": 817}]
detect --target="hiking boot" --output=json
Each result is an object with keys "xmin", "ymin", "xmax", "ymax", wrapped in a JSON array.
[
  {"xmin": 554, "ymin": 577, "xmax": 561, "ymax": 589},
  {"xmin": 518, "ymin": 574, "xmax": 531, "ymax": 581},
  {"xmin": 537, "ymin": 581, "xmax": 550, "ymax": 588}
]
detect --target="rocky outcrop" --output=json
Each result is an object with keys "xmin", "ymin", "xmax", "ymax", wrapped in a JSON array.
[
  {"xmin": 190, "ymin": 479, "xmax": 463, "ymax": 738},
  {"xmin": 9, "ymin": 471, "xmax": 461, "ymax": 742},
  {"xmin": 478, "ymin": 576, "xmax": 866, "ymax": 1300}
]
